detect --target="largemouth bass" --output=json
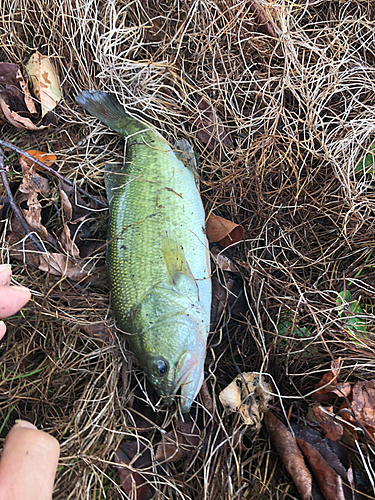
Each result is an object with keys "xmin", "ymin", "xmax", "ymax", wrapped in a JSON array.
[{"xmin": 75, "ymin": 91, "xmax": 211, "ymax": 412}]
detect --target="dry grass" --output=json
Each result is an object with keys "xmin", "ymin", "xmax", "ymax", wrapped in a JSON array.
[{"xmin": 1, "ymin": 0, "xmax": 375, "ymax": 498}]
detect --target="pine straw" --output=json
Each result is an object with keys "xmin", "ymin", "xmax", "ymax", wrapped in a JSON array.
[{"xmin": 1, "ymin": 0, "xmax": 375, "ymax": 498}]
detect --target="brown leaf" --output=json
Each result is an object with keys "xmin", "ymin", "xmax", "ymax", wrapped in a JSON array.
[
  {"xmin": 38, "ymin": 253, "xmax": 95, "ymax": 281},
  {"xmin": 206, "ymin": 214, "xmax": 244, "ymax": 248},
  {"xmin": 0, "ymin": 62, "xmax": 36, "ymax": 114},
  {"xmin": 19, "ymin": 156, "xmax": 50, "ymax": 195},
  {"xmin": 351, "ymin": 380, "xmax": 375, "ymax": 436},
  {"xmin": 210, "ymin": 247, "xmax": 248, "ymax": 328},
  {"xmin": 20, "ymin": 150, "xmax": 57, "ymax": 169},
  {"xmin": 0, "ymin": 96, "xmax": 51, "ymax": 130},
  {"xmin": 114, "ymin": 440, "xmax": 153, "ymax": 500},
  {"xmin": 155, "ymin": 416, "xmax": 200, "ymax": 463},
  {"xmin": 194, "ymin": 96, "xmax": 234, "ymax": 152},
  {"xmin": 292, "ymin": 423, "xmax": 352, "ymax": 490},
  {"xmin": 82, "ymin": 323, "xmax": 112, "ymax": 342},
  {"xmin": 264, "ymin": 412, "xmax": 312, "ymax": 500},
  {"xmin": 312, "ymin": 358, "xmax": 349, "ymax": 402},
  {"xmin": 312, "ymin": 406, "xmax": 343, "ymax": 442},
  {"xmin": 296, "ymin": 437, "xmax": 346, "ymax": 500}
]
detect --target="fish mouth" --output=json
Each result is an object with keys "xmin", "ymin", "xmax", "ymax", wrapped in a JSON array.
[{"xmin": 172, "ymin": 351, "xmax": 204, "ymax": 413}]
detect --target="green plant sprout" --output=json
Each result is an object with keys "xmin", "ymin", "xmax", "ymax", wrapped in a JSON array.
[{"xmin": 355, "ymin": 143, "xmax": 375, "ymax": 175}]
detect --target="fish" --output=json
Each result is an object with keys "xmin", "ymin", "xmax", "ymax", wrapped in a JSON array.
[{"xmin": 75, "ymin": 91, "xmax": 212, "ymax": 412}]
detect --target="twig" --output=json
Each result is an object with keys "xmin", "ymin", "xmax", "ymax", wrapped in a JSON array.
[
  {"xmin": 0, "ymin": 139, "xmax": 107, "ymax": 208},
  {"xmin": 0, "ymin": 147, "xmax": 47, "ymax": 255}
]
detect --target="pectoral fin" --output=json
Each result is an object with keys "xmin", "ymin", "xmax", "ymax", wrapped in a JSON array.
[{"xmin": 161, "ymin": 232, "xmax": 196, "ymax": 287}]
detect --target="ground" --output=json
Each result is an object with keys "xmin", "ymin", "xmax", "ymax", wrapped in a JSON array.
[{"xmin": 1, "ymin": 0, "xmax": 375, "ymax": 498}]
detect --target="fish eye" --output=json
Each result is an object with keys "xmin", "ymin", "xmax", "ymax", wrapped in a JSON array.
[{"xmin": 153, "ymin": 359, "xmax": 168, "ymax": 377}]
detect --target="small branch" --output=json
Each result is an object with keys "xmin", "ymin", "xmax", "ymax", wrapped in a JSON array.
[
  {"xmin": 0, "ymin": 139, "xmax": 107, "ymax": 208},
  {"xmin": 0, "ymin": 147, "xmax": 47, "ymax": 255}
]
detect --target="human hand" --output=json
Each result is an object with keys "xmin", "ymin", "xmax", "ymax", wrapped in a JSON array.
[
  {"xmin": 0, "ymin": 264, "xmax": 60, "ymax": 500},
  {"xmin": 0, "ymin": 263, "xmax": 31, "ymax": 340}
]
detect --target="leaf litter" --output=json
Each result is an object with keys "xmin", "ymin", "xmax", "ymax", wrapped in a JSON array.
[{"xmin": 2, "ymin": 1, "xmax": 375, "ymax": 499}]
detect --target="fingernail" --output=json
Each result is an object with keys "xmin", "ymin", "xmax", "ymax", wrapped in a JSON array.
[
  {"xmin": 15, "ymin": 420, "xmax": 37, "ymax": 430},
  {"xmin": 0, "ymin": 321, "xmax": 6, "ymax": 340},
  {"xmin": 0, "ymin": 264, "xmax": 11, "ymax": 273}
]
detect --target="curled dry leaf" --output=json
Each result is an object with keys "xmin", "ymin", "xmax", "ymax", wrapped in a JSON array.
[
  {"xmin": 18, "ymin": 156, "xmax": 50, "ymax": 195},
  {"xmin": 206, "ymin": 214, "xmax": 244, "ymax": 248},
  {"xmin": 25, "ymin": 51, "xmax": 62, "ymax": 117},
  {"xmin": 0, "ymin": 62, "xmax": 36, "ymax": 114},
  {"xmin": 292, "ymin": 422, "xmax": 352, "ymax": 497},
  {"xmin": 312, "ymin": 358, "xmax": 351, "ymax": 403},
  {"xmin": 38, "ymin": 253, "xmax": 97, "ymax": 281},
  {"xmin": 114, "ymin": 440, "xmax": 153, "ymax": 500},
  {"xmin": 155, "ymin": 416, "xmax": 200, "ymax": 463},
  {"xmin": 210, "ymin": 246, "xmax": 248, "ymax": 328},
  {"xmin": 194, "ymin": 96, "xmax": 234, "ymax": 154},
  {"xmin": 312, "ymin": 406, "xmax": 343, "ymax": 442},
  {"xmin": 219, "ymin": 372, "xmax": 272, "ymax": 427},
  {"xmin": 341, "ymin": 379, "xmax": 375, "ymax": 440},
  {"xmin": 0, "ymin": 62, "xmax": 55, "ymax": 130},
  {"xmin": 296, "ymin": 438, "xmax": 346, "ymax": 500},
  {"xmin": 264, "ymin": 412, "xmax": 312, "ymax": 500},
  {"xmin": 81, "ymin": 322, "xmax": 112, "ymax": 342}
]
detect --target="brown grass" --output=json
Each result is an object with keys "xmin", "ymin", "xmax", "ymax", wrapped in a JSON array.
[{"xmin": 1, "ymin": 0, "xmax": 375, "ymax": 498}]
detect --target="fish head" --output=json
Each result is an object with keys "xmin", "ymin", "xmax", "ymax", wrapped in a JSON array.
[{"xmin": 144, "ymin": 315, "xmax": 207, "ymax": 413}]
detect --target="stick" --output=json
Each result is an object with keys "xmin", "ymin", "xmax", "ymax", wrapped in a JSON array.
[
  {"xmin": 0, "ymin": 139, "xmax": 107, "ymax": 208},
  {"xmin": 0, "ymin": 148, "xmax": 47, "ymax": 255}
]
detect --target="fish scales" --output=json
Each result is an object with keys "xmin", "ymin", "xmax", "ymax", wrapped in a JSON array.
[
  {"xmin": 75, "ymin": 91, "xmax": 211, "ymax": 412},
  {"xmin": 107, "ymin": 141, "xmax": 208, "ymax": 322}
]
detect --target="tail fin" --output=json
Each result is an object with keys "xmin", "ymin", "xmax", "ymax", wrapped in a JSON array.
[{"xmin": 75, "ymin": 91, "xmax": 148, "ymax": 136}]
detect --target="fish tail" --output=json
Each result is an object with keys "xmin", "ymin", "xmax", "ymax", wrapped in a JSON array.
[{"xmin": 75, "ymin": 90, "xmax": 147, "ymax": 136}]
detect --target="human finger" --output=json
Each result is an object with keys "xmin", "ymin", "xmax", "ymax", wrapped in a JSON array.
[
  {"xmin": 0, "ymin": 420, "xmax": 60, "ymax": 500},
  {"xmin": 0, "ymin": 286, "xmax": 31, "ymax": 319},
  {"xmin": 0, "ymin": 264, "xmax": 12, "ymax": 287},
  {"xmin": 0, "ymin": 321, "xmax": 6, "ymax": 341}
]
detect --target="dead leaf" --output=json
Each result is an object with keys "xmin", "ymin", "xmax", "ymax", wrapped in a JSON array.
[
  {"xmin": 0, "ymin": 62, "xmax": 36, "ymax": 114},
  {"xmin": 38, "ymin": 253, "xmax": 95, "ymax": 281},
  {"xmin": 292, "ymin": 422, "xmax": 353, "ymax": 497},
  {"xmin": 0, "ymin": 61, "xmax": 55, "ymax": 129},
  {"xmin": 114, "ymin": 440, "xmax": 153, "ymax": 500},
  {"xmin": 264, "ymin": 412, "xmax": 312, "ymax": 500},
  {"xmin": 350, "ymin": 380, "xmax": 375, "ymax": 438},
  {"xmin": 26, "ymin": 51, "xmax": 61, "ymax": 117},
  {"xmin": 20, "ymin": 150, "xmax": 56, "ymax": 169},
  {"xmin": 219, "ymin": 373, "xmax": 272, "ymax": 427},
  {"xmin": 19, "ymin": 156, "xmax": 50, "ymax": 195},
  {"xmin": 296, "ymin": 438, "xmax": 346, "ymax": 500},
  {"xmin": 194, "ymin": 96, "xmax": 234, "ymax": 151},
  {"xmin": 0, "ymin": 96, "xmax": 52, "ymax": 130},
  {"xmin": 155, "ymin": 416, "xmax": 200, "ymax": 463},
  {"xmin": 313, "ymin": 406, "xmax": 343, "ymax": 442},
  {"xmin": 312, "ymin": 359, "xmax": 351, "ymax": 403},
  {"xmin": 206, "ymin": 214, "xmax": 244, "ymax": 248},
  {"xmin": 82, "ymin": 323, "xmax": 112, "ymax": 342},
  {"xmin": 210, "ymin": 247, "xmax": 248, "ymax": 328}
]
